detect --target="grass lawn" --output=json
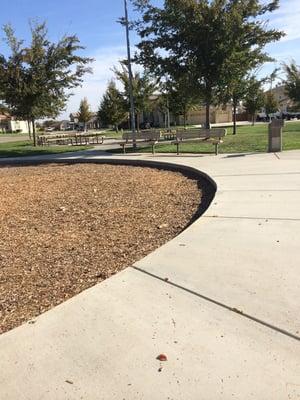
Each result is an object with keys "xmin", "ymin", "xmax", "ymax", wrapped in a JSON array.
[
  {"xmin": 102, "ymin": 129, "xmax": 124, "ymax": 138},
  {"xmin": 0, "ymin": 141, "xmax": 91, "ymax": 158},
  {"xmin": 108, "ymin": 121, "xmax": 300, "ymax": 154},
  {"xmin": 101, "ymin": 125, "xmax": 199, "ymax": 139}
]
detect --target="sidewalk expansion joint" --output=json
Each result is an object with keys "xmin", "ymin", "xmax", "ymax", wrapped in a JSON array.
[
  {"xmin": 204, "ymin": 215, "xmax": 300, "ymax": 222},
  {"xmin": 132, "ymin": 266, "xmax": 300, "ymax": 343},
  {"xmin": 213, "ymin": 172, "xmax": 300, "ymax": 177},
  {"xmin": 220, "ymin": 189, "xmax": 300, "ymax": 192}
]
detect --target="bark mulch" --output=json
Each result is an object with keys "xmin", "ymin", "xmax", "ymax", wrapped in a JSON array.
[{"xmin": 0, "ymin": 163, "xmax": 205, "ymax": 334}]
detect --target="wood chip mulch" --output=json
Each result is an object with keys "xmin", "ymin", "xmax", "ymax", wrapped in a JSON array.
[{"xmin": 0, "ymin": 163, "xmax": 205, "ymax": 334}]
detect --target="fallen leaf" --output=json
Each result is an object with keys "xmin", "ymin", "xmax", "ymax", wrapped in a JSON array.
[{"xmin": 157, "ymin": 354, "xmax": 168, "ymax": 362}]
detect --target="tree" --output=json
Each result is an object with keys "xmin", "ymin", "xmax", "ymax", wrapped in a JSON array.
[
  {"xmin": 0, "ymin": 22, "xmax": 92, "ymax": 145},
  {"xmin": 284, "ymin": 61, "xmax": 300, "ymax": 108},
  {"xmin": 244, "ymin": 78, "xmax": 265, "ymax": 125},
  {"xmin": 267, "ymin": 67, "xmax": 281, "ymax": 91},
  {"xmin": 113, "ymin": 63, "xmax": 157, "ymax": 131},
  {"xmin": 133, "ymin": 0, "xmax": 284, "ymax": 128},
  {"xmin": 264, "ymin": 91, "xmax": 278, "ymax": 116},
  {"xmin": 98, "ymin": 80, "xmax": 127, "ymax": 132},
  {"xmin": 154, "ymin": 91, "xmax": 170, "ymax": 129},
  {"xmin": 167, "ymin": 74, "xmax": 200, "ymax": 127},
  {"xmin": 43, "ymin": 120, "xmax": 56, "ymax": 128},
  {"xmin": 77, "ymin": 98, "xmax": 92, "ymax": 132},
  {"xmin": 219, "ymin": 72, "xmax": 250, "ymax": 135}
]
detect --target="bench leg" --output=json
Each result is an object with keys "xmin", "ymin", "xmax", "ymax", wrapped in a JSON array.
[
  {"xmin": 215, "ymin": 143, "xmax": 219, "ymax": 156},
  {"xmin": 123, "ymin": 145, "xmax": 126, "ymax": 154}
]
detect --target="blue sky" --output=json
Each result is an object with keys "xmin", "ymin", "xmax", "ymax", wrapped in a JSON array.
[{"xmin": 1, "ymin": 0, "xmax": 299, "ymax": 118}]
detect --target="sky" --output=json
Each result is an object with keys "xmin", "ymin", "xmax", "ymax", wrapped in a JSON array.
[{"xmin": 0, "ymin": 0, "xmax": 299, "ymax": 119}]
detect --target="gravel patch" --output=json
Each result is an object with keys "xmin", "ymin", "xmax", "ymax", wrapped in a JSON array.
[{"xmin": 0, "ymin": 163, "xmax": 208, "ymax": 334}]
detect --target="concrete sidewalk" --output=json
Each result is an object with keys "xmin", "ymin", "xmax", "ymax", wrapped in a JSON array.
[{"xmin": 0, "ymin": 151, "xmax": 300, "ymax": 399}]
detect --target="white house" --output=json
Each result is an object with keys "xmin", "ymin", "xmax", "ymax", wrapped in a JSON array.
[{"xmin": 0, "ymin": 114, "xmax": 33, "ymax": 134}]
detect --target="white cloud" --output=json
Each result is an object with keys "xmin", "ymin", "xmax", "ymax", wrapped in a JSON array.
[
  {"xmin": 61, "ymin": 1, "xmax": 300, "ymax": 119},
  {"xmin": 269, "ymin": 0, "xmax": 300, "ymax": 42},
  {"xmin": 60, "ymin": 46, "xmax": 127, "ymax": 119}
]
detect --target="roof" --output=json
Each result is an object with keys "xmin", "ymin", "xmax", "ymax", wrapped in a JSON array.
[{"xmin": 0, "ymin": 114, "xmax": 11, "ymax": 121}]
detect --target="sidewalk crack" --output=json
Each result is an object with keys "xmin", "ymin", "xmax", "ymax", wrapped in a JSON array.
[{"xmin": 132, "ymin": 266, "xmax": 300, "ymax": 343}]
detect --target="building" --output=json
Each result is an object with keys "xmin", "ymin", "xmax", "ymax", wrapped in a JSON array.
[
  {"xmin": 178, "ymin": 105, "xmax": 232, "ymax": 126},
  {"xmin": 54, "ymin": 120, "xmax": 72, "ymax": 131},
  {"xmin": 267, "ymin": 85, "xmax": 295, "ymax": 113},
  {"xmin": 69, "ymin": 113, "xmax": 101, "ymax": 130},
  {"xmin": 0, "ymin": 114, "xmax": 33, "ymax": 133},
  {"xmin": 140, "ymin": 100, "xmax": 232, "ymax": 128}
]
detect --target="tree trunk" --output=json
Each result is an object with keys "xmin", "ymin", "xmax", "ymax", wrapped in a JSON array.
[
  {"xmin": 27, "ymin": 120, "xmax": 32, "ymax": 140},
  {"xmin": 205, "ymin": 102, "xmax": 210, "ymax": 129},
  {"xmin": 233, "ymin": 102, "xmax": 237, "ymax": 135},
  {"xmin": 183, "ymin": 111, "xmax": 187, "ymax": 128},
  {"xmin": 166, "ymin": 100, "xmax": 170, "ymax": 130},
  {"xmin": 136, "ymin": 113, "xmax": 140, "ymax": 132},
  {"xmin": 32, "ymin": 118, "xmax": 37, "ymax": 147},
  {"xmin": 252, "ymin": 114, "xmax": 255, "ymax": 126}
]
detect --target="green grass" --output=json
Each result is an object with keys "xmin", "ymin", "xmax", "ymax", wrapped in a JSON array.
[
  {"xmin": 0, "ymin": 141, "xmax": 91, "ymax": 158},
  {"xmin": 101, "ymin": 125, "xmax": 199, "ymax": 139},
  {"xmin": 102, "ymin": 130, "xmax": 123, "ymax": 139},
  {"xmin": 108, "ymin": 122, "xmax": 300, "ymax": 154}
]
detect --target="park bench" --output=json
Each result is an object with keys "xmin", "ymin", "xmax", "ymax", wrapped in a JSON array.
[
  {"xmin": 172, "ymin": 128, "xmax": 226, "ymax": 155},
  {"xmin": 119, "ymin": 130, "xmax": 161, "ymax": 154},
  {"xmin": 71, "ymin": 132, "xmax": 104, "ymax": 146},
  {"xmin": 37, "ymin": 132, "xmax": 104, "ymax": 146},
  {"xmin": 161, "ymin": 129, "xmax": 177, "ymax": 141},
  {"xmin": 38, "ymin": 135, "xmax": 72, "ymax": 146}
]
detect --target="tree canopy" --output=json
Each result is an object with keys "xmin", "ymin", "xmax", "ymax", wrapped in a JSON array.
[
  {"xmin": 166, "ymin": 73, "xmax": 201, "ymax": 127},
  {"xmin": 98, "ymin": 80, "xmax": 127, "ymax": 131},
  {"xmin": 133, "ymin": 0, "xmax": 285, "ymax": 127},
  {"xmin": 264, "ymin": 91, "xmax": 279, "ymax": 115},
  {"xmin": 113, "ymin": 63, "xmax": 157, "ymax": 130},
  {"xmin": 244, "ymin": 77, "xmax": 265, "ymax": 124},
  {"xmin": 0, "ymin": 22, "xmax": 92, "ymax": 144},
  {"xmin": 284, "ymin": 61, "xmax": 300, "ymax": 109},
  {"xmin": 77, "ymin": 98, "xmax": 92, "ymax": 131}
]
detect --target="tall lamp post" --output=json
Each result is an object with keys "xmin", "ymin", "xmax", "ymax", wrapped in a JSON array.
[{"xmin": 123, "ymin": 0, "xmax": 136, "ymax": 145}]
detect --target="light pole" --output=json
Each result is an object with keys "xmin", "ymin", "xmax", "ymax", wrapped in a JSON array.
[{"xmin": 123, "ymin": 0, "xmax": 136, "ymax": 145}]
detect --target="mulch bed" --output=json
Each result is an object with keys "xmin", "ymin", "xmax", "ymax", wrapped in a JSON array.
[{"xmin": 0, "ymin": 163, "xmax": 206, "ymax": 334}]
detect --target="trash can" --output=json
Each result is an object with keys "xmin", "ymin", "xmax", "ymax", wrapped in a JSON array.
[{"xmin": 268, "ymin": 119, "xmax": 284, "ymax": 153}]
